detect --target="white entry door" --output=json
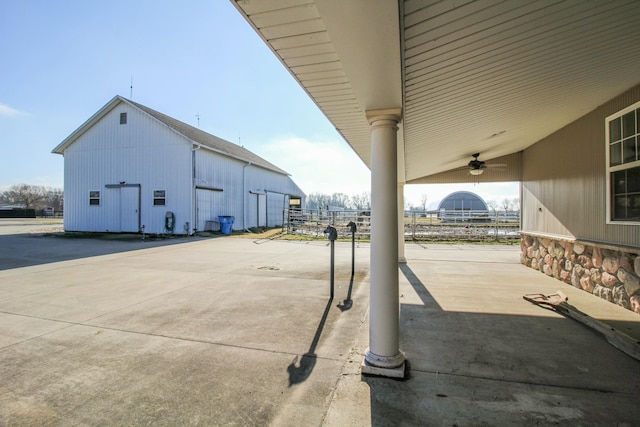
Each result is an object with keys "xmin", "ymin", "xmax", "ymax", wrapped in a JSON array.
[{"xmin": 120, "ymin": 186, "xmax": 139, "ymax": 232}]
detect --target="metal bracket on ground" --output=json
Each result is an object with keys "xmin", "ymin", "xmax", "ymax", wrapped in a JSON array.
[{"xmin": 523, "ymin": 291, "xmax": 640, "ymax": 362}]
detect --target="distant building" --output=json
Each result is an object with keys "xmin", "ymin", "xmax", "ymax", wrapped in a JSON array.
[
  {"xmin": 437, "ymin": 191, "xmax": 488, "ymax": 211},
  {"xmin": 437, "ymin": 191, "xmax": 489, "ymax": 223},
  {"xmin": 52, "ymin": 96, "xmax": 305, "ymax": 234},
  {"xmin": 0, "ymin": 204, "xmax": 35, "ymax": 219}
]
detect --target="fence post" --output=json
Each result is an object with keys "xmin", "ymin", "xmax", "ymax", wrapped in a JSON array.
[{"xmin": 411, "ymin": 212, "xmax": 416, "ymax": 240}]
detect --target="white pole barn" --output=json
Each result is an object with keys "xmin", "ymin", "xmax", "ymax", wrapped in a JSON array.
[{"xmin": 53, "ymin": 96, "xmax": 305, "ymax": 235}]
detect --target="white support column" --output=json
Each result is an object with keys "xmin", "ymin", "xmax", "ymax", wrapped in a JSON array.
[
  {"xmin": 398, "ymin": 183, "xmax": 407, "ymax": 264},
  {"xmin": 362, "ymin": 109, "xmax": 405, "ymax": 378}
]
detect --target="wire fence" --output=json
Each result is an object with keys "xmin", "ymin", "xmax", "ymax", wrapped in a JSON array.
[{"xmin": 284, "ymin": 209, "xmax": 520, "ymax": 242}]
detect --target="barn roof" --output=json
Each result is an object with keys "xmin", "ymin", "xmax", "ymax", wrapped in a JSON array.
[{"xmin": 52, "ymin": 96, "xmax": 289, "ymax": 176}]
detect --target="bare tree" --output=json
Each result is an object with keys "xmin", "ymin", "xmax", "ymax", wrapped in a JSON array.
[
  {"xmin": 420, "ymin": 193, "xmax": 428, "ymax": 211},
  {"xmin": 2, "ymin": 184, "xmax": 46, "ymax": 209},
  {"xmin": 306, "ymin": 193, "xmax": 330, "ymax": 210},
  {"xmin": 510, "ymin": 197, "xmax": 520, "ymax": 211},
  {"xmin": 44, "ymin": 188, "xmax": 64, "ymax": 211},
  {"xmin": 306, "ymin": 192, "xmax": 352, "ymax": 210},
  {"xmin": 501, "ymin": 197, "xmax": 512, "ymax": 211},
  {"xmin": 486, "ymin": 200, "xmax": 500, "ymax": 211},
  {"xmin": 350, "ymin": 191, "xmax": 371, "ymax": 210},
  {"xmin": 0, "ymin": 185, "xmax": 63, "ymax": 212}
]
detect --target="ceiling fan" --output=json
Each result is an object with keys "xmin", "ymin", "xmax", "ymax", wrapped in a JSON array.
[
  {"xmin": 467, "ymin": 153, "xmax": 486, "ymax": 175},
  {"xmin": 466, "ymin": 153, "xmax": 505, "ymax": 175}
]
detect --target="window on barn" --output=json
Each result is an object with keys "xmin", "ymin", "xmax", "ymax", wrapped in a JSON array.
[
  {"xmin": 153, "ymin": 190, "xmax": 166, "ymax": 206},
  {"xmin": 120, "ymin": 112, "xmax": 127, "ymax": 124},
  {"xmin": 89, "ymin": 191, "xmax": 100, "ymax": 206},
  {"xmin": 606, "ymin": 101, "xmax": 640, "ymax": 223}
]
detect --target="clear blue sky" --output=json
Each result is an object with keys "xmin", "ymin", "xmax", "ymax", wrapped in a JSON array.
[{"xmin": 0, "ymin": 0, "xmax": 518, "ymax": 207}]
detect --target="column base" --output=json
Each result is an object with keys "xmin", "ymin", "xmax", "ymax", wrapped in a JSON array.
[
  {"xmin": 361, "ymin": 348, "xmax": 406, "ymax": 378},
  {"xmin": 361, "ymin": 359, "xmax": 406, "ymax": 378},
  {"xmin": 398, "ymin": 256, "xmax": 407, "ymax": 264}
]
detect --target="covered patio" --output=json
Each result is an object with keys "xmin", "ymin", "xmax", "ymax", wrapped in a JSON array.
[
  {"xmin": 232, "ymin": 0, "xmax": 640, "ymax": 377},
  {"xmin": 329, "ymin": 243, "xmax": 640, "ymax": 425}
]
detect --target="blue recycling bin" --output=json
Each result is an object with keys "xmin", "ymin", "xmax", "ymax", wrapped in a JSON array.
[{"xmin": 218, "ymin": 216, "xmax": 235, "ymax": 235}]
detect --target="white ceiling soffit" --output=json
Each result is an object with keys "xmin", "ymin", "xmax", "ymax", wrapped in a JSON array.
[
  {"xmin": 233, "ymin": 0, "xmax": 640, "ymax": 183},
  {"xmin": 408, "ymin": 152, "xmax": 522, "ymax": 184},
  {"xmin": 232, "ymin": 0, "xmax": 401, "ymax": 170}
]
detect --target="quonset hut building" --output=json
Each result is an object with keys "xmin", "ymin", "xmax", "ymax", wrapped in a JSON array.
[
  {"xmin": 436, "ymin": 191, "xmax": 489, "ymax": 222},
  {"xmin": 437, "ymin": 191, "xmax": 488, "ymax": 212},
  {"xmin": 52, "ymin": 96, "xmax": 305, "ymax": 235}
]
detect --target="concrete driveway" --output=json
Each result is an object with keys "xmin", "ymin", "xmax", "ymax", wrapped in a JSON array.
[{"xmin": 1, "ymin": 219, "xmax": 639, "ymax": 426}]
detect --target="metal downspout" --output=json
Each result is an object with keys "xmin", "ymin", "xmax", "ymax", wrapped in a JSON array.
[
  {"xmin": 191, "ymin": 145, "xmax": 200, "ymax": 235},
  {"xmin": 243, "ymin": 162, "xmax": 252, "ymax": 232}
]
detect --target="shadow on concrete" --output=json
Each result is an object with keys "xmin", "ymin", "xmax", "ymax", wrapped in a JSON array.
[
  {"xmin": 287, "ymin": 297, "xmax": 334, "ymax": 386},
  {"xmin": 337, "ymin": 268, "xmax": 355, "ymax": 311},
  {"xmin": 399, "ymin": 263, "xmax": 443, "ymax": 309},
  {"xmin": 361, "ymin": 263, "xmax": 640, "ymax": 425},
  {"xmin": 0, "ymin": 233, "xmax": 194, "ymax": 271}
]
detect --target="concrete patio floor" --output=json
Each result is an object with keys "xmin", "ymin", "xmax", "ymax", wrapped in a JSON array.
[{"xmin": 1, "ymin": 219, "xmax": 639, "ymax": 426}]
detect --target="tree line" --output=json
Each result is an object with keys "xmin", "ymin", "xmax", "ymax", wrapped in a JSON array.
[
  {"xmin": 305, "ymin": 192, "xmax": 519, "ymax": 212},
  {"xmin": 305, "ymin": 192, "xmax": 371, "ymax": 210},
  {"xmin": 0, "ymin": 184, "xmax": 63, "ymax": 212}
]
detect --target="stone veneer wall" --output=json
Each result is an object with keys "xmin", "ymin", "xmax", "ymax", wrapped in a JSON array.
[{"xmin": 520, "ymin": 233, "xmax": 640, "ymax": 314}]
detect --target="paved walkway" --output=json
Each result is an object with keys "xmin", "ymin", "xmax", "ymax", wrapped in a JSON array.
[{"xmin": 1, "ymin": 220, "xmax": 639, "ymax": 425}]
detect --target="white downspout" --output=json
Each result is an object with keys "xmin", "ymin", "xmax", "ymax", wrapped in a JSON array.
[
  {"xmin": 243, "ymin": 162, "xmax": 252, "ymax": 232},
  {"xmin": 191, "ymin": 144, "xmax": 200, "ymax": 235}
]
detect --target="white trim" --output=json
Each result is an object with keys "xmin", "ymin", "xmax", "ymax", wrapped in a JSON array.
[
  {"xmin": 605, "ymin": 100, "xmax": 640, "ymax": 225},
  {"xmin": 153, "ymin": 189, "xmax": 166, "ymax": 207},
  {"xmin": 89, "ymin": 190, "xmax": 101, "ymax": 206}
]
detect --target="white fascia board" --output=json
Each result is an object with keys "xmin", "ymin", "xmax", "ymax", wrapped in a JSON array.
[{"xmin": 51, "ymin": 95, "xmax": 124, "ymax": 154}]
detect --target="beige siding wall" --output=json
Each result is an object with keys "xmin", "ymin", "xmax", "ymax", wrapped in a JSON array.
[{"xmin": 522, "ymin": 83, "xmax": 640, "ymax": 248}]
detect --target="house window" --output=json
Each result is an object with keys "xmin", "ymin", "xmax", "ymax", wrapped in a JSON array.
[
  {"xmin": 120, "ymin": 112, "xmax": 127, "ymax": 124},
  {"xmin": 153, "ymin": 190, "xmax": 166, "ymax": 206},
  {"xmin": 607, "ymin": 101, "xmax": 640, "ymax": 222},
  {"xmin": 89, "ymin": 191, "xmax": 100, "ymax": 206}
]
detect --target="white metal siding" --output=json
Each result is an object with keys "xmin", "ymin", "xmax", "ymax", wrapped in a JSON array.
[
  {"xmin": 63, "ymin": 104, "xmax": 192, "ymax": 234},
  {"xmin": 245, "ymin": 193, "xmax": 266, "ymax": 228},
  {"xmin": 522, "ymin": 83, "xmax": 640, "ymax": 247},
  {"xmin": 195, "ymin": 188, "xmax": 225, "ymax": 231},
  {"xmin": 194, "ymin": 149, "xmax": 244, "ymax": 231},
  {"xmin": 194, "ymin": 148, "xmax": 305, "ymax": 230},
  {"xmin": 62, "ymin": 99, "xmax": 305, "ymax": 234},
  {"xmin": 246, "ymin": 165, "xmax": 304, "ymax": 228},
  {"xmin": 266, "ymin": 192, "xmax": 285, "ymax": 227}
]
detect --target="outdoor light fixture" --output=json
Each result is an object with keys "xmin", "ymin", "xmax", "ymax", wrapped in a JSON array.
[{"xmin": 469, "ymin": 168, "xmax": 483, "ymax": 176}]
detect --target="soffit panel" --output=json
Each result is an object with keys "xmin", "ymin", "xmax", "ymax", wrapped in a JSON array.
[
  {"xmin": 402, "ymin": 0, "xmax": 640, "ymax": 182},
  {"xmin": 233, "ymin": 0, "xmax": 401, "ymax": 168},
  {"xmin": 234, "ymin": 0, "xmax": 640, "ymax": 183}
]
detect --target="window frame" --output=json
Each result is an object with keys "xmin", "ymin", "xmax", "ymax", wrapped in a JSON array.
[
  {"xmin": 89, "ymin": 190, "xmax": 101, "ymax": 206},
  {"xmin": 153, "ymin": 189, "xmax": 166, "ymax": 206},
  {"xmin": 120, "ymin": 112, "xmax": 127, "ymax": 124},
  {"xmin": 605, "ymin": 100, "xmax": 640, "ymax": 224}
]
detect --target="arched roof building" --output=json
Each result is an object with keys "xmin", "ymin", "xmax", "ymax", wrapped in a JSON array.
[{"xmin": 437, "ymin": 191, "xmax": 488, "ymax": 211}]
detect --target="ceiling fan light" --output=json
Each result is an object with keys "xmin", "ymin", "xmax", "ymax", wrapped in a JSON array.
[{"xmin": 469, "ymin": 168, "xmax": 483, "ymax": 176}]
